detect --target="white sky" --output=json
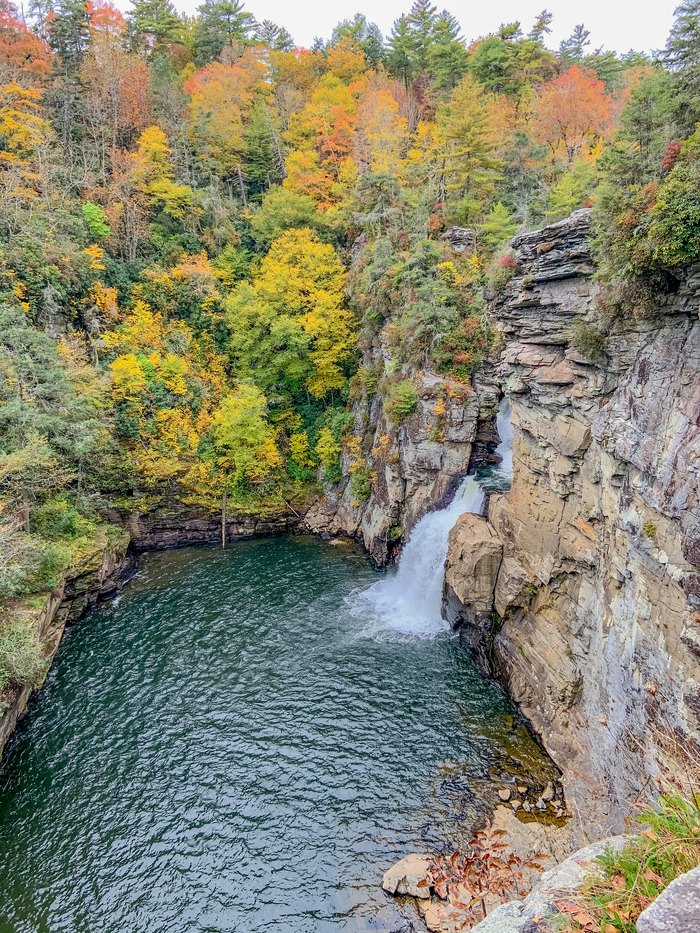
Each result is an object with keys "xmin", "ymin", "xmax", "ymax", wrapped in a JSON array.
[{"xmin": 159, "ymin": 0, "xmax": 679, "ymax": 54}]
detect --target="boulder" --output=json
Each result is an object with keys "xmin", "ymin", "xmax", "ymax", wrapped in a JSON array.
[
  {"xmin": 445, "ymin": 514, "xmax": 503, "ymax": 615},
  {"xmin": 494, "ymin": 555, "xmax": 533, "ymax": 617},
  {"xmin": 382, "ymin": 854, "xmax": 432, "ymax": 899},
  {"xmin": 636, "ymin": 866, "xmax": 700, "ymax": 933}
]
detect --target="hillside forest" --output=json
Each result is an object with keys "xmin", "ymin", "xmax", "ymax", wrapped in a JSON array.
[{"xmin": 2, "ymin": 0, "xmax": 700, "ymax": 688}]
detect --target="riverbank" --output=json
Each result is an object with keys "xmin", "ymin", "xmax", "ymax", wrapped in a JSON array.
[{"xmin": 0, "ymin": 526, "xmax": 132, "ymax": 760}]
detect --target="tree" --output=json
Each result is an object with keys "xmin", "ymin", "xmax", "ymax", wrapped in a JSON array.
[
  {"xmin": 46, "ymin": 0, "xmax": 90, "ymax": 149},
  {"xmin": 663, "ymin": 0, "xmax": 700, "ymax": 73},
  {"xmin": 255, "ymin": 19, "xmax": 294, "ymax": 52},
  {"xmin": 242, "ymin": 98, "xmax": 283, "ymax": 200},
  {"xmin": 559, "ymin": 23, "xmax": 591, "ymax": 67},
  {"xmin": 248, "ymin": 185, "xmax": 325, "ymax": 249},
  {"xmin": 0, "ymin": 82, "xmax": 50, "ymax": 232},
  {"xmin": 436, "ymin": 74, "xmax": 502, "ymax": 221},
  {"xmin": 0, "ymin": 303, "xmax": 101, "ymax": 529},
  {"xmin": 185, "ymin": 50, "xmax": 266, "ymax": 182},
  {"xmin": 0, "ymin": 1, "xmax": 53, "ymax": 84},
  {"xmin": 481, "ymin": 201, "xmax": 517, "ymax": 251},
  {"xmin": 546, "ymin": 158, "xmax": 597, "ymax": 220},
  {"xmin": 528, "ymin": 10, "xmax": 553, "ymax": 43},
  {"xmin": 127, "ymin": 0, "xmax": 183, "ymax": 51},
  {"xmin": 80, "ymin": 21, "xmax": 152, "ymax": 179},
  {"xmin": 405, "ymin": 0, "xmax": 439, "ymax": 72},
  {"xmin": 429, "ymin": 13, "xmax": 468, "ymax": 92},
  {"xmin": 661, "ymin": 0, "xmax": 700, "ymax": 130},
  {"xmin": 387, "ymin": 15, "xmax": 416, "ymax": 87},
  {"xmin": 193, "ymin": 0, "xmax": 256, "ymax": 65},
  {"xmin": 330, "ymin": 14, "xmax": 385, "ymax": 69},
  {"xmin": 355, "ymin": 77, "xmax": 408, "ymax": 173},
  {"xmin": 211, "ymin": 383, "xmax": 281, "ymax": 544},
  {"xmin": 226, "ymin": 228, "xmax": 354, "ymax": 400},
  {"xmin": 105, "ymin": 300, "xmax": 227, "ymax": 496},
  {"xmin": 48, "ymin": 0, "xmax": 90, "ymax": 73},
  {"xmin": 534, "ymin": 64, "xmax": 612, "ymax": 164}
]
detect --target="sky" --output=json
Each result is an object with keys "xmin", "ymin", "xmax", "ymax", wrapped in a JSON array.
[{"xmin": 158, "ymin": 0, "xmax": 680, "ymax": 54}]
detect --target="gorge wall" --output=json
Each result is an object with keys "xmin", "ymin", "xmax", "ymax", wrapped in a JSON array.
[{"xmin": 445, "ymin": 209, "xmax": 700, "ymax": 837}]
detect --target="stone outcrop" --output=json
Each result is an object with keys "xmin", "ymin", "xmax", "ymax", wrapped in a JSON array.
[
  {"xmin": 445, "ymin": 209, "xmax": 700, "ymax": 836},
  {"xmin": 124, "ymin": 504, "xmax": 301, "ymax": 551},
  {"xmin": 468, "ymin": 836, "xmax": 628, "ymax": 933},
  {"xmin": 328, "ymin": 368, "xmax": 488, "ymax": 565},
  {"xmin": 636, "ymin": 865, "xmax": 700, "ymax": 933}
]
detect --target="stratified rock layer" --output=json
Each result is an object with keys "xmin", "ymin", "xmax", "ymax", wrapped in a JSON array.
[{"xmin": 445, "ymin": 209, "xmax": 700, "ymax": 836}]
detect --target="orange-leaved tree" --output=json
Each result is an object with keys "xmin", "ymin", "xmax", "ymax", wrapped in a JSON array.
[{"xmin": 533, "ymin": 64, "xmax": 613, "ymax": 165}]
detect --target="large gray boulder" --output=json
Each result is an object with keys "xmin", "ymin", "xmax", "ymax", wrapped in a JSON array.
[{"xmin": 636, "ymin": 866, "xmax": 700, "ymax": 933}]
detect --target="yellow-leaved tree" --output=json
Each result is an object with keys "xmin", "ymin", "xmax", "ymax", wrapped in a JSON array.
[
  {"xmin": 104, "ymin": 300, "xmax": 226, "ymax": 497},
  {"xmin": 209, "ymin": 383, "xmax": 282, "ymax": 545},
  {"xmin": 226, "ymin": 227, "xmax": 355, "ymax": 402}
]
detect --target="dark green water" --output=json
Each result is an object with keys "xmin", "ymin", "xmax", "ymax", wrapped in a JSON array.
[{"xmin": 0, "ymin": 537, "xmax": 552, "ymax": 932}]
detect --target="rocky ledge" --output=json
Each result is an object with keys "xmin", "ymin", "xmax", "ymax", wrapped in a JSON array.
[{"xmin": 444, "ymin": 209, "xmax": 700, "ymax": 837}]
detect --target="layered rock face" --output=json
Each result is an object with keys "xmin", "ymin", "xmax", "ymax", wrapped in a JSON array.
[
  {"xmin": 445, "ymin": 210, "xmax": 700, "ymax": 835},
  {"xmin": 328, "ymin": 369, "xmax": 491, "ymax": 564}
]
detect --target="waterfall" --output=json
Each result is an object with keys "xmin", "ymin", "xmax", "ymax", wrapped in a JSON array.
[
  {"xmin": 351, "ymin": 396, "xmax": 512, "ymax": 637},
  {"xmin": 495, "ymin": 397, "xmax": 513, "ymax": 478}
]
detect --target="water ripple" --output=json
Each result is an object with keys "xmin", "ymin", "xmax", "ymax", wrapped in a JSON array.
[{"xmin": 0, "ymin": 536, "xmax": 553, "ymax": 932}]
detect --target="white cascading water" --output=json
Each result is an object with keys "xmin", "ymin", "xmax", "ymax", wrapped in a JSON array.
[{"xmin": 352, "ymin": 397, "xmax": 513, "ymax": 637}]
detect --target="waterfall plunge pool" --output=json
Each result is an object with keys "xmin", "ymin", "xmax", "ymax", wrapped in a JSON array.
[
  {"xmin": 0, "ymin": 537, "xmax": 556, "ymax": 932},
  {"xmin": 0, "ymin": 400, "xmax": 554, "ymax": 932}
]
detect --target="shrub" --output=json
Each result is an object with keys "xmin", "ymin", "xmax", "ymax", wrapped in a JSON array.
[
  {"xmin": 349, "ymin": 465, "xmax": 372, "ymax": 503},
  {"xmin": 0, "ymin": 620, "xmax": 47, "ymax": 695},
  {"xmin": 571, "ymin": 321, "xmax": 608, "ymax": 361},
  {"xmin": 32, "ymin": 498, "xmax": 87, "ymax": 541},
  {"xmin": 315, "ymin": 427, "xmax": 342, "ymax": 484},
  {"xmin": 82, "ymin": 202, "xmax": 111, "ymax": 239},
  {"xmin": 385, "ymin": 380, "xmax": 418, "ymax": 424},
  {"xmin": 488, "ymin": 250, "xmax": 519, "ymax": 291},
  {"xmin": 643, "ymin": 520, "xmax": 657, "ymax": 538}
]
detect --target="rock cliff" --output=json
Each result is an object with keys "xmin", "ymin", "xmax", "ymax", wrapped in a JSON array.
[{"xmin": 445, "ymin": 209, "xmax": 700, "ymax": 836}]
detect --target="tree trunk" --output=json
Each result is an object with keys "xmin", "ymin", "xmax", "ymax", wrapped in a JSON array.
[
  {"xmin": 236, "ymin": 164, "xmax": 248, "ymax": 208},
  {"xmin": 221, "ymin": 488, "xmax": 227, "ymax": 549}
]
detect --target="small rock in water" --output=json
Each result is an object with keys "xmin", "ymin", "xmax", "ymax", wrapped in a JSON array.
[
  {"xmin": 542, "ymin": 782, "xmax": 555, "ymax": 802},
  {"xmin": 498, "ymin": 788, "xmax": 512, "ymax": 802},
  {"xmin": 511, "ymin": 800, "xmax": 522, "ymax": 811},
  {"xmin": 382, "ymin": 854, "xmax": 432, "ymax": 900},
  {"xmin": 522, "ymin": 801, "xmax": 532, "ymax": 813},
  {"xmin": 535, "ymin": 798, "xmax": 547, "ymax": 811}
]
